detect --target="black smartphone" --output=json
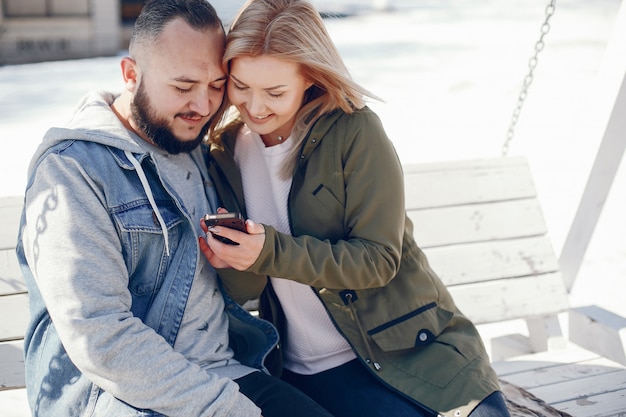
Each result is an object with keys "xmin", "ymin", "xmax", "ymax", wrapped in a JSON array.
[{"xmin": 203, "ymin": 213, "xmax": 247, "ymax": 245}]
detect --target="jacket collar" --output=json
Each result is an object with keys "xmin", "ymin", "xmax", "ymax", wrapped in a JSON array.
[{"xmin": 296, "ymin": 109, "xmax": 343, "ymax": 166}]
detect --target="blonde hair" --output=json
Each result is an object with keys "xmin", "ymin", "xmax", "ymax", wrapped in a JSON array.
[{"xmin": 216, "ymin": 0, "xmax": 380, "ymax": 177}]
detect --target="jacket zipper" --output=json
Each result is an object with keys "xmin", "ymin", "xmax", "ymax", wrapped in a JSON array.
[{"xmin": 345, "ymin": 292, "xmax": 381, "ymax": 371}]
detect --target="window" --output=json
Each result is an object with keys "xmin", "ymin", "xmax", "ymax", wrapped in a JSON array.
[
  {"xmin": 4, "ymin": 0, "xmax": 89, "ymax": 17},
  {"xmin": 121, "ymin": 0, "xmax": 144, "ymax": 24}
]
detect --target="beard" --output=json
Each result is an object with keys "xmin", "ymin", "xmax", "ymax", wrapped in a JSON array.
[{"xmin": 130, "ymin": 81, "xmax": 208, "ymax": 154}]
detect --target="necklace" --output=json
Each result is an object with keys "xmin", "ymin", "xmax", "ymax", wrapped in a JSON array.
[{"xmin": 260, "ymin": 134, "xmax": 286, "ymax": 147}]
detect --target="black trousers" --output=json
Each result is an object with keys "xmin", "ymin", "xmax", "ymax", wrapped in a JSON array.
[
  {"xmin": 281, "ymin": 359, "xmax": 510, "ymax": 417},
  {"xmin": 236, "ymin": 371, "xmax": 334, "ymax": 417}
]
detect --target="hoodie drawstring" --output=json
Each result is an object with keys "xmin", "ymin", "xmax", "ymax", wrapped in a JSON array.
[{"xmin": 124, "ymin": 150, "xmax": 170, "ymax": 257}]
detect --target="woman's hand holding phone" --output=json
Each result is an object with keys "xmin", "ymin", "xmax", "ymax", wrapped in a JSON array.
[{"xmin": 198, "ymin": 210, "xmax": 265, "ymax": 271}]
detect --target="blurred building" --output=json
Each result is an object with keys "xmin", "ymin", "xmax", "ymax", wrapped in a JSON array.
[
  {"xmin": 0, "ymin": 0, "xmax": 241, "ymax": 65},
  {"xmin": 0, "ymin": 0, "xmax": 120, "ymax": 65},
  {"xmin": 0, "ymin": 0, "xmax": 383, "ymax": 65}
]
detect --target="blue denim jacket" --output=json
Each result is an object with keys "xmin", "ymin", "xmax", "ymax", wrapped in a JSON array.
[{"xmin": 17, "ymin": 117, "xmax": 278, "ymax": 416}]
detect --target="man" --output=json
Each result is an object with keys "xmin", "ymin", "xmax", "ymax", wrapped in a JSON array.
[{"xmin": 16, "ymin": 1, "xmax": 333, "ymax": 416}]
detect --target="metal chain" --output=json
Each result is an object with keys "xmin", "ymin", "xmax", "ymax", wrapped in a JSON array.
[{"xmin": 502, "ymin": 0, "xmax": 557, "ymax": 156}]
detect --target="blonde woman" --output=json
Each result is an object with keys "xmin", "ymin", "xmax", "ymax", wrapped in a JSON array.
[{"xmin": 201, "ymin": 1, "xmax": 510, "ymax": 416}]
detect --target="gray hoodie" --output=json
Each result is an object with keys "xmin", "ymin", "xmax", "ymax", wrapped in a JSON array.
[{"xmin": 18, "ymin": 91, "xmax": 261, "ymax": 417}]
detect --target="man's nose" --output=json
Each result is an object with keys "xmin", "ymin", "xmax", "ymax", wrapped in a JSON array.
[{"xmin": 189, "ymin": 88, "xmax": 210, "ymax": 116}]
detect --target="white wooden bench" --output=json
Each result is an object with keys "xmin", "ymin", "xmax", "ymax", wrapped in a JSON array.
[
  {"xmin": 404, "ymin": 156, "xmax": 626, "ymax": 416},
  {"xmin": 1, "ymin": 157, "xmax": 625, "ymax": 416},
  {"xmin": 404, "ymin": 157, "xmax": 570, "ymax": 359}
]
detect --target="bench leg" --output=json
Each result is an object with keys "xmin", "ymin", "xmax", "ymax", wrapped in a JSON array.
[
  {"xmin": 489, "ymin": 315, "xmax": 566, "ymax": 361},
  {"xmin": 526, "ymin": 315, "xmax": 567, "ymax": 352},
  {"xmin": 569, "ymin": 305, "xmax": 626, "ymax": 366}
]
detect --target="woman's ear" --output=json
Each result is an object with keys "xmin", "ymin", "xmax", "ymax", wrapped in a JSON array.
[{"xmin": 120, "ymin": 57, "xmax": 139, "ymax": 92}]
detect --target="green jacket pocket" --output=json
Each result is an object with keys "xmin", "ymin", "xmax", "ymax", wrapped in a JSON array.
[{"xmin": 367, "ymin": 302, "xmax": 454, "ymax": 351}]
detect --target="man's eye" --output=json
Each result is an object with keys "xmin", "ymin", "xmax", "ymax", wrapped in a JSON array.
[{"xmin": 175, "ymin": 87, "xmax": 192, "ymax": 94}]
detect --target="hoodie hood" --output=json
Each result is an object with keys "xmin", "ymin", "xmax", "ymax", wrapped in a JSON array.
[
  {"xmin": 28, "ymin": 90, "xmax": 143, "ymax": 177},
  {"xmin": 27, "ymin": 90, "xmax": 178, "ymax": 256}
]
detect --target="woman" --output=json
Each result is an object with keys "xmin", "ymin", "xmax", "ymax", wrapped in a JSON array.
[{"xmin": 201, "ymin": 1, "xmax": 511, "ymax": 416}]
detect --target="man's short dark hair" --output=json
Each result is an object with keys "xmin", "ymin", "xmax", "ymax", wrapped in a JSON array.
[{"xmin": 129, "ymin": 0, "xmax": 223, "ymax": 57}]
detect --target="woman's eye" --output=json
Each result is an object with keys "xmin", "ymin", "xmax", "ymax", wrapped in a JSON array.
[{"xmin": 269, "ymin": 92, "xmax": 283, "ymax": 99}]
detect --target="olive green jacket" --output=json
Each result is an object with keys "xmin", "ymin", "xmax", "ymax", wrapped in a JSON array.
[{"xmin": 207, "ymin": 107, "xmax": 501, "ymax": 417}]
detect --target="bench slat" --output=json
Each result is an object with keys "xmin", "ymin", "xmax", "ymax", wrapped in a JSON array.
[
  {"xmin": 535, "ymin": 369, "xmax": 626, "ymax": 407},
  {"xmin": 493, "ymin": 343, "xmax": 626, "ymax": 417},
  {"xmin": 424, "ymin": 236, "xmax": 560, "ymax": 286},
  {"xmin": 0, "ymin": 294, "xmax": 29, "ymax": 342},
  {"xmin": 492, "ymin": 342, "xmax": 604, "ymax": 376},
  {"xmin": 0, "ymin": 248, "xmax": 26, "ymax": 296},
  {"xmin": 0, "ymin": 196, "xmax": 22, "ymax": 251},
  {"xmin": 501, "ymin": 356, "xmax": 624, "ymax": 388},
  {"xmin": 556, "ymin": 387, "xmax": 626, "ymax": 417},
  {"xmin": 403, "ymin": 156, "xmax": 536, "ymax": 209},
  {"xmin": 0, "ymin": 340, "xmax": 25, "ymax": 390},
  {"xmin": 408, "ymin": 199, "xmax": 548, "ymax": 248},
  {"xmin": 448, "ymin": 272, "xmax": 569, "ymax": 324},
  {"xmin": 0, "ymin": 388, "xmax": 30, "ymax": 416}
]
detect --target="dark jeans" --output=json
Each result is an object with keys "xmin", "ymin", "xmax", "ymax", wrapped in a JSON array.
[
  {"xmin": 281, "ymin": 359, "xmax": 510, "ymax": 417},
  {"xmin": 469, "ymin": 391, "xmax": 510, "ymax": 417},
  {"xmin": 235, "ymin": 371, "xmax": 334, "ymax": 417}
]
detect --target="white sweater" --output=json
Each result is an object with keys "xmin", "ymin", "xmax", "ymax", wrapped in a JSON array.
[{"xmin": 235, "ymin": 126, "xmax": 355, "ymax": 374}]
